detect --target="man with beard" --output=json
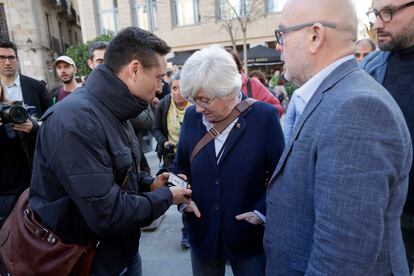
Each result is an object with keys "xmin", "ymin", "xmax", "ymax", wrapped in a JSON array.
[
  {"xmin": 0, "ymin": 41, "xmax": 51, "ymax": 118},
  {"xmin": 53, "ymin": 55, "xmax": 79, "ymax": 102},
  {"xmin": 361, "ymin": 0, "xmax": 414, "ymax": 272}
]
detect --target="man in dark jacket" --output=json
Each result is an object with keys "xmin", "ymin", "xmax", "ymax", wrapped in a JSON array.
[
  {"xmin": 29, "ymin": 27, "xmax": 192, "ymax": 275},
  {"xmin": 361, "ymin": 0, "xmax": 414, "ymax": 271},
  {"xmin": 0, "ymin": 41, "xmax": 51, "ymax": 119}
]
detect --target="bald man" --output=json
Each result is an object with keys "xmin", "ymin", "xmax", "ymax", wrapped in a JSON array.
[
  {"xmin": 265, "ymin": 0, "xmax": 412, "ymax": 275},
  {"xmin": 354, "ymin": 38, "xmax": 376, "ymax": 63}
]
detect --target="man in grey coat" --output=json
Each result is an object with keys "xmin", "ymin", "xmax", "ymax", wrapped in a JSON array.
[{"xmin": 264, "ymin": 0, "xmax": 412, "ymax": 275}]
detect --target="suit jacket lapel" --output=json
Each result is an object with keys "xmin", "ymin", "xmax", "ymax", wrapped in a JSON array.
[
  {"xmin": 268, "ymin": 59, "xmax": 360, "ymax": 184},
  {"xmin": 20, "ymin": 75, "xmax": 32, "ymax": 104},
  {"xmin": 217, "ymin": 116, "xmax": 247, "ymax": 166},
  {"xmin": 196, "ymin": 117, "xmax": 219, "ymax": 172}
]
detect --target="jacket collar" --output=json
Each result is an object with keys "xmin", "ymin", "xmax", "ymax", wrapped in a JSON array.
[
  {"xmin": 269, "ymin": 59, "xmax": 361, "ymax": 183},
  {"xmin": 85, "ymin": 64, "xmax": 147, "ymax": 121}
]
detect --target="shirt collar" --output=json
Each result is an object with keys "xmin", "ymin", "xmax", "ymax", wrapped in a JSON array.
[
  {"xmin": 296, "ymin": 55, "xmax": 354, "ymax": 104},
  {"xmin": 2, "ymin": 73, "xmax": 20, "ymax": 88}
]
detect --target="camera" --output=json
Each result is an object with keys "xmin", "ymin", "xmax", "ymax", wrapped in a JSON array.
[{"xmin": 0, "ymin": 101, "xmax": 29, "ymax": 124}]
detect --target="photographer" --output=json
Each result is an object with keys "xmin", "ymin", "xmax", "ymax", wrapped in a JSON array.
[
  {"xmin": 0, "ymin": 84, "xmax": 38, "ymax": 227},
  {"xmin": 152, "ymin": 72, "xmax": 192, "ymax": 248}
]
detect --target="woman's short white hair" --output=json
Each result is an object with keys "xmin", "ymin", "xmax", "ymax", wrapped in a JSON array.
[{"xmin": 180, "ymin": 45, "xmax": 242, "ymax": 99}]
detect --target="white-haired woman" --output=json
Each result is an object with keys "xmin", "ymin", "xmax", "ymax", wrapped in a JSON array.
[{"xmin": 172, "ymin": 45, "xmax": 285, "ymax": 276}]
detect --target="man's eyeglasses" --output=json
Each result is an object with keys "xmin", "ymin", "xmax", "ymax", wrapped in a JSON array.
[
  {"xmin": 186, "ymin": 96, "xmax": 216, "ymax": 108},
  {"xmin": 366, "ymin": 0, "xmax": 414, "ymax": 23},
  {"xmin": 0, "ymin": 55, "xmax": 17, "ymax": 63},
  {"xmin": 274, "ymin": 21, "xmax": 337, "ymax": 46}
]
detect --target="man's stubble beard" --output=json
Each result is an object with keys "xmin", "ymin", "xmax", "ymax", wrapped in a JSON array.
[
  {"xmin": 60, "ymin": 74, "xmax": 74, "ymax": 84},
  {"xmin": 379, "ymin": 19, "xmax": 414, "ymax": 51}
]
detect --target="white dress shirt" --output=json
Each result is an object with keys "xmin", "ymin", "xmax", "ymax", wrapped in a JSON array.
[
  {"xmin": 2, "ymin": 73, "xmax": 23, "ymax": 102},
  {"xmin": 283, "ymin": 55, "xmax": 354, "ymax": 143}
]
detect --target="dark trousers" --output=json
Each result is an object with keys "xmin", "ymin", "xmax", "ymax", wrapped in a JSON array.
[
  {"xmin": 191, "ymin": 250, "xmax": 265, "ymax": 276},
  {"xmin": 182, "ymin": 213, "xmax": 189, "ymax": 237},
  {"xmin": 0, "ymin": 194, "xmax": 18, "ymax": 227},
  {"xmin": 402, "ymin": 212, "xmax": 414, "ymax": 273}
]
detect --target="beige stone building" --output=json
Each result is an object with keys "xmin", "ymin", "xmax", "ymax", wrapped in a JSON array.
[
  {"xmin": 78, "ymin": 0, "xmax": 286, "ymax": 70},
  {"xmin": 0, "ymin": 0, "xmax": 82, "ymax": 88}
]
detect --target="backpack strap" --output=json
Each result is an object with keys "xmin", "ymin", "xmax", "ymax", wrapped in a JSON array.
[{"xmin": 190, "ymin": 98, "xmax": 256, "ymax": 163}]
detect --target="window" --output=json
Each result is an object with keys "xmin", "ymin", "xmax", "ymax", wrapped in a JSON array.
[
  {"xmin": 172, "ymin": 0, "xmax": 200, "ymax": 26},
  {"xmin": 96, "ymin": 0, "xmax": 119, "ymax": 35},
  {"xmin": 266, "ymin": 0, "xmax": 287, "ymax": 13},
  {"xmin": 217, "ymin": 0, "xmax": 248, "ymax": 20},
  {"xmin": 132, "ymin": 0, "xmax": 157, "ymax": 31}
]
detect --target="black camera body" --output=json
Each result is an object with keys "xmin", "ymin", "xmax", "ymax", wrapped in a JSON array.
[{"xmin": 0, "ymin": 101, "xmax": 29, "ymax": 124}]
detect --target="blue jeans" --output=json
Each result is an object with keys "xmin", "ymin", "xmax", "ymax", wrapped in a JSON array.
[
  {"xmin": 191, "ymin": 250, "xmax": 265, "ymax": 276},
  {"xmin": 402, "ymin": 211, "xmax": 414, "ymax": 273}
]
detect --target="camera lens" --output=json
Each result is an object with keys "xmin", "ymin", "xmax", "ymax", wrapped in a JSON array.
[{"xmin": 9, "ymin": 105, "xmax": 28, "ymax": 124}]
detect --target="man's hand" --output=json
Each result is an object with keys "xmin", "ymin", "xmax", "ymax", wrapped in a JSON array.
[
  {"xmin": 152, "ymin": 97, "xmax": 160, "ymax": 109},
  {"xmin": 170, "ymin": 186, "xmax": 192, "ymax": 205},
  {"xmin": 235, "ymin": 211, "xmax": 263, "ymax": 225},
  {"xmin": 151, "ymin": 172, "xmax": 169, "ymax": 191},
  {"xmin": 12, "ymin": 119, "xmax": 33, "ymax": 133},
  {"xmin": 184, "ymin": 201, "xmax": 201, "ymax": 218}
]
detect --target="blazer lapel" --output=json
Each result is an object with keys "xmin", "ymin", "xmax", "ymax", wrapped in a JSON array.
[
  {"xmin": 217, "ymin": 116, "xmax": 247, "ymax": 166},
  {"xmin": 268, "ymin": 59, "xmax": 361, "ymax": 185},
  {"xmin": 20, "ymin": 75, "xmax": 32, "ymax": 105},
  {"xmin": 195, "ymin": 117, "xmax": 219, "ymax": 172}
]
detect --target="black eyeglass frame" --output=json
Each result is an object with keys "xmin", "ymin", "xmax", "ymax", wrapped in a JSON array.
[
  {"xmin": 274, "ymin": 21, "xmax": 337, "ymax": 45},
  {"xmin": 366, "ymin": 0, "xmax": 414, "ymax": 23}
]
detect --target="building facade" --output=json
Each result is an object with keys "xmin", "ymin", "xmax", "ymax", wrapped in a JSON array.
[
  {"xmin": 78, "ymin": 0, "xmax": 286, "ymax": 68},
  {"xmin": 0, "ymin": 0, "xmax": 82, "ymax": 88}
]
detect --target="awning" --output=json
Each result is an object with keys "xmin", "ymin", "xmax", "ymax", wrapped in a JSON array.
[
  {"xmin": 239, "ymin": 45, "xmax": 282, "ymax": 66},
  {"xmin": 167, "ymin": 51, "xmax": 195, "ymax": 66}
]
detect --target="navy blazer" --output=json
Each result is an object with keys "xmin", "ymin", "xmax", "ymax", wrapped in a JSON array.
[
  {"xmin": 173, "ymin": 100, "xmax": 284, "ymax": 261},
  {"xmin": 264, "ymin": 59, "xmax": 412, "ymax": 275},
  {"xmin": 20, "ymin": 74, "xmax": 52, "ymax": 118}
]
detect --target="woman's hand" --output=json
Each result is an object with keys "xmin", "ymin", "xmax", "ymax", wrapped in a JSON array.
[
  {"xmin": 235, "ymin": 211, "xmax": 263, "ymax": 225},
  {"xmin": 184, "ymin": 200, "xmax": 201, "ymax": 218}
]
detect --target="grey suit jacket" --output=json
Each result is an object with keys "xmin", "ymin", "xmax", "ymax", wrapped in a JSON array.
[{"xmin": 264, "ymin": 59, "xmax": 412, "ymax": 275}]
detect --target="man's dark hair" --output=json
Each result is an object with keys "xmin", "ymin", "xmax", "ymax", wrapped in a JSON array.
[
  {"xmin": 105, "ymin": 27, "xmax": 171, "ymax": 74},
  {"xmin": 355, "ymin": 38, "xmax": 376, "ymax": 51},
  {"xmin": 88, "ymin": 41, "xmax": 108, "ymax": 59},
  {"xmin": 0, "ymin": 41, "xmax": 18, "ymax": 57}
]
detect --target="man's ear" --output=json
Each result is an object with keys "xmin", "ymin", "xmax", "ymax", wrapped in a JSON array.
[
  {"xmin": 309, "ymin": 23, "xmax": 326, "ymax": 54},
  {"xmin": 87, "ymin": 59, "xmax": 94, "ymax": 70},
  {"xmin": 128, "ymin": 60, "xmax": 141, "ymax": 81}
]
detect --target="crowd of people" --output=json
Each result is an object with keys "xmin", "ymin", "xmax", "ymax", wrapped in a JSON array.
[{"xmin": 0, "ymin": 0, "xmax": 413, "ymax": 275}]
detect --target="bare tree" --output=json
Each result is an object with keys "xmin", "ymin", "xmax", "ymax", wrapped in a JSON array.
[{"xmin": 218, "ymin": 0, "xmax": 266, "ymax": 73}]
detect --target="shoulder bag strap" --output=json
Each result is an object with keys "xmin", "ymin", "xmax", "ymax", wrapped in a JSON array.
[
  {"xmin": 246, "ymin": 78, "xmax": 253, "ymax": 98},
  {"xmin": 190, "ymin": 98, "xmax": 256, "ymax": 163}
]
